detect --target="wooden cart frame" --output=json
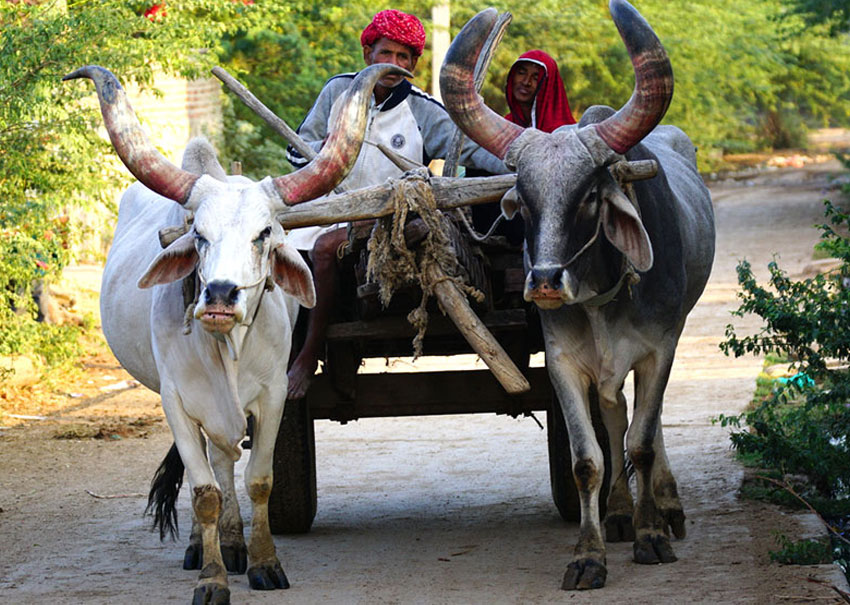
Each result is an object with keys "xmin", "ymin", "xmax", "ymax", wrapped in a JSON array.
[
  {"xmin": 266, "ymin": 232, "xmax": 605, "ymax": 533},
  {"xmin": 211, "ymin": 16, "xmax": 608, "ymax": 533}
]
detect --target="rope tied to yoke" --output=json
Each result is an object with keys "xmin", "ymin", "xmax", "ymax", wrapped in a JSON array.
[
  {"xmin": 365, "ymin": 169, "xmax": 484, "ymax": 358},
  {"xmin": 609, "ymin": 168, "xmax": 642, "ymax": 301}
]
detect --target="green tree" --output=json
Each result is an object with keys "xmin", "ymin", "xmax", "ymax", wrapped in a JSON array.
[
  {"xmin": 0, "ymin": 0, "xmax": 279, "ymax": 364},
  {"xmin": 790, "ymin": 0, "xmax": 849, "ymax": 35}
]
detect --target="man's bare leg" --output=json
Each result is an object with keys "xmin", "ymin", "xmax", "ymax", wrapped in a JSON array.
[{"xmin": 287, "ymin": 227, "xmax": 347, "ymax": 400}]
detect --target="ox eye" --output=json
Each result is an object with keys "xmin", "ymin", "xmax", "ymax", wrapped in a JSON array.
[
  {"xmin": 194, "ymin": 233, "xmax": 208, "ymax": 249},
  {"xmin": 253, "ymin": 226, "xmax": 271, "ymax": 247}
]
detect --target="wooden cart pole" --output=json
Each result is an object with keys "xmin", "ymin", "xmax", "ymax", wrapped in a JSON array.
[{"xmin": 425, "ymin": 264, "xmax": 530, "ymax": 394}]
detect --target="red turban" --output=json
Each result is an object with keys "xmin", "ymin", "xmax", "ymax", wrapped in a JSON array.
[{"xmin": 360, "ymin": 10, "xmax": 426, "ymax": 57}]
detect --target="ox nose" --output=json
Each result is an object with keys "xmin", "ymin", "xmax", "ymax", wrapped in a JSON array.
[
  {"xmin": 205, "ymin": 280, "xmax": 239, "ymax": 306},
  {"xmin": 528, "ymin": 267, "xmax": 564, "ymax": 294}
]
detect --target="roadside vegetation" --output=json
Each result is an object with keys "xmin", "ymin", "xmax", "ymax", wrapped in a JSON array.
[
  {"xmin": 720, "ymin": 154, "xmax": 850, "ymax": 574},
  {"xmin": 0, "ymin": 0, "xmax": 281, "ymax": 377},
  {"xmin": 0, "ymin": 1, "xmax": 848, "ymax": 391}
]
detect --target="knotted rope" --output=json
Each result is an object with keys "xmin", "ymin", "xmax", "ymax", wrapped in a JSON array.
[{"xmin": 365, "ymin": 170, "xmax": 484, "ymax": 358}]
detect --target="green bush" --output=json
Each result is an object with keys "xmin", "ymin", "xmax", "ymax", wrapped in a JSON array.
[
  {"xmin": 721, "ymin": 190, "xmax": 850, "ymax": 499},
  {"xmin": 770, "ymin": 534, "xmax": 833, "ymax": 565}
]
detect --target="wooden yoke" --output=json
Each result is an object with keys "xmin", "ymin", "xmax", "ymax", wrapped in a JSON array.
[{"xmin": 213, "ymin": 64, "xmax": 530, "ymax": 395}]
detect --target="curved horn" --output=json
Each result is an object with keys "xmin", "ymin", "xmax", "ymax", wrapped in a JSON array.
[
  {"xmin": 594, "ymin": 0, "xmax": 673, "ymax": 155},
  {"xmin": 273, "ymin": 63, "xmax": 412, "ymax": 205},
  {"xmin": 63, "ymin": 66, "xmax": 199, "ymax": 205},
  {"xmin": 440, "ymin": 9, "xmax": 524, "ymax": 160}
]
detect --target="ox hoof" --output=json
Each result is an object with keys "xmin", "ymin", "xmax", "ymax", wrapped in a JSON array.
[
  {"xmin": 561, "ymin": 558, "xmax": 607, "ymax": 590},
  {"xmin": 634, "ymin": 534, "xmax": 677, "ymax": 564},
  {"xmin": 661, "ymin": 507, "xmax": 687, "ymax": 539},
  {"xmin": 247, "ymin": 561, "xmax": 290, "ymax": 590},
  {"xmin": 604, "ymin": 513, "xmax": 635, "ymax": 542},
  {"xmin": 184, "ymin": 543, "xmax": 202, "ymax": 570},
  {"xmin": 221, "ymin": 543, "xmax": 248, "ymax": 574},
  {"xmin": 192, "ymin": 583, "xmax": 230, "ymax": 605}
]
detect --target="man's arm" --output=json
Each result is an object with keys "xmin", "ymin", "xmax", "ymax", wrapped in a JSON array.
[
  {"xmin": 286, "ymin": 74, "xmax": 356, "ymax": 169},
  {"xmin": 410, "ymin": 91, "xmax": 509, "ymax": 175}
]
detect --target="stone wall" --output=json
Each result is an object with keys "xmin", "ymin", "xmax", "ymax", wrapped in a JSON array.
[
  {"xmin": 128, "ymin": 75, "xmax": 223, "ymax": 164},
  {"xmin": 74, "ymin": 74, "xmax": 223, "ymax": 261}
]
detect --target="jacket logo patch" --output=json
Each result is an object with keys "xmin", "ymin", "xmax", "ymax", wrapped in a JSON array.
[{"xmin": 391, "ymin": 134, "xmax": 405, "ymax": 149}]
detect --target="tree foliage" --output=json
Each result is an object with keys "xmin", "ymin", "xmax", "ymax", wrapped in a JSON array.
[
  {"xmin": 0, "ymin": 0, "xmax": 279, "ymax": 362},
  {"xmin": 789, "ymin": 0, "xmax": 849, "ymax": 35},
  {"xmin": 216, "ymin": 0, "xmax": 850, "ymax": 179},
  {"xmin": 3, "ymin": 0, "xmax": 850, "ymax": 364}
]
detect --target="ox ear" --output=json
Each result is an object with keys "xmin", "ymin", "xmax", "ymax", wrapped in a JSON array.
[
  {"xmin": 600, "ymin": 185, "xmax": 653, "ymax": 272},
  {"xmin": 138, "ymin": 232, "xmax": 198, "ymax": 289},
  {"xmin": 500, "ymin": 186, "xmax": 520, "ymax": 220},
  {"xmin": 272, "ymin": 242, "xmax": 316, "ymax": 309}
]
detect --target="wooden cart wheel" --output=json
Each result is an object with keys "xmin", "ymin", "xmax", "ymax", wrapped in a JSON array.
[
  {"xmin": 269, "ymin": 396, "xmax": 317, "ymax": 534},
  {"xmin": 547, "ymin": 385, "xmax": 611, "ymax": 522}
]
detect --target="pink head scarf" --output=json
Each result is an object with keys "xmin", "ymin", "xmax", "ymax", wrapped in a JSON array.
[{"xmin": 505, "ymin": 50, "xmax": 576, "ymax": 132}]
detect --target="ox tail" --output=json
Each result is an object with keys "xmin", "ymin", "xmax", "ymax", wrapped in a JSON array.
[{"xmin": 145, "ymin": 442, "xmax": 184, "ymax": 541}]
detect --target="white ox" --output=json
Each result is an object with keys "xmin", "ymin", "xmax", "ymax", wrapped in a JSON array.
[{"xmin": 64, "ymin": 63, "xmax": 406, "ymax": 604}]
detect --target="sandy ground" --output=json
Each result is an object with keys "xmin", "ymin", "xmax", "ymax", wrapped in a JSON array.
[{"xmin": 2, "ymin": 161, "xmax": 850, "ymax": 604}]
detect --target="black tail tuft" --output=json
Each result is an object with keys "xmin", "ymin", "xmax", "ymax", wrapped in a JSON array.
[{"xmin": 145, "ymin": 442, "xmax": 184, "ymax": 541}]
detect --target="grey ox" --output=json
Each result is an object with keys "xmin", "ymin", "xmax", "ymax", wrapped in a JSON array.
[
  {"xmin": 64, "ymin": 63, "xmax": 406, "ymax": 604},
  {"xmin": 441, "ymin": 0, "xmax": 715, "ymax": 591}
]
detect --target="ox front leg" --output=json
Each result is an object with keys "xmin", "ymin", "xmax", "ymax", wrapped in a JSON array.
[
  {"xmin": 184, "ymin": 514, "xmax": 203, "ymax": 570},
  {"xmin": 600, "ymin": 390, "xmax": 635, "ymax": 542},
  {"xmin": 629, "ymin": 356, "xmax": 678, "ymax": 565},
  {"xmin": 552, "ymin": 379, "xmax": 608, "ymax": 590},
  {"xmin": 191, "ymin": 484, "xmax": 231, "ymax": 604},
  {"xmin": 163, "ymin": 398, "xmax": 231, "ymax": 603},
  {"xmin": 243, "ymin": 406, "xmax": 289, "ymax": 591}
]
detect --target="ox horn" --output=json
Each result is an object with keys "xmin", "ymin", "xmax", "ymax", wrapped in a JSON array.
[
  {"xmin": 63, "ymin": 65, "xmax": 200, "ymax": 205},
  {"xmin": 594, "ymin": 0, "xmax": 674, "ymax": 155},
  {"xmin": 272, "ymin": 63, "xmax": 412, "ymax": 205},
  {"xmin": 440, "ymin": 8, "xmax": 524, "ymax": 160}
]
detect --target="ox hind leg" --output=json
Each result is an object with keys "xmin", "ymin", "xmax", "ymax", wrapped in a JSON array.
[
  {"xmin": 242, "ymin": 403, "xmax": 289, "ymax": 590},
  {"xmin": 653, "ymin": 427, "xmax": 686, "ymax": 539},
  {"xmin": 629, "ymin": 354, "xmax": 678, "ymax": 565},
  {"xmin": 182, "ymin": 439, "xmax": 248, "ymax": 574},
  {"xmin": 599, "ymin": 389, "xmax": 635, "ymax": 543},
  {"xmin": 210, "ymin": 442, "xmax": 248, "ymax": 572}
]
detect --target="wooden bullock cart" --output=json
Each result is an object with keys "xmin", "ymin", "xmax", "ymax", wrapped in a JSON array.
[
  {"xmin": 266, "ymin": 176, "xmax": 605, "ymax": 534},
  {"xmin": 212, "ymin": 19, "xmax": 608, "ymax": 533}
]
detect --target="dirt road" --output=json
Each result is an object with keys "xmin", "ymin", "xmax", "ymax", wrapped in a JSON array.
[{"xmin": 2, "ymin": 161, "xmax": 850, "ymax": 604}]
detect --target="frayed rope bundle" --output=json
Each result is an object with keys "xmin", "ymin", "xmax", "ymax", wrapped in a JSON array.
[{"xmin": 365, "ymin": 170, "xmax": 484, "ymax": 358}]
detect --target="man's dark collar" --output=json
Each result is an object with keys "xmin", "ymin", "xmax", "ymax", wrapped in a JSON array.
[{"xmin": 378, "ymin": 79, "xmax": 411, "ymax": 112}]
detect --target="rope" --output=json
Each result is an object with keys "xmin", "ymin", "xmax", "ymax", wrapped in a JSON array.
[
  {"xmin": 454, "ymin": 207, "xmax": 506, "ymax": 243},
  {"xmin": 366, "ymin": 170, "xmax": 484, "ymax": 359}
]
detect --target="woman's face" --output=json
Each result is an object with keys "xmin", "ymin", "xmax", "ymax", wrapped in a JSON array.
[{"xmin": 512, "ymin": 61, "xmax": 543, "ymax": 106}]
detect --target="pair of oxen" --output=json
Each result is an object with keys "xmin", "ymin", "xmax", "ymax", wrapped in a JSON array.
[{"xmin": 65, "ymin": 0, "xmax": 714, "ymax": 601}]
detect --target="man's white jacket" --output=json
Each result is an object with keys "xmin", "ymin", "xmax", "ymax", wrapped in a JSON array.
[{"xmin": 286, "ymin": 74, "xmax": 507, "ymax": 250}]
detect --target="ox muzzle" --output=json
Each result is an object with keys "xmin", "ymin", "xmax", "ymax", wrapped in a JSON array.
[
  {"xmin": 524, "ymin": 266, "xmax": 578, "ymax": 309},
  {"xmin": 195, "ymin": 279, "xmax": 244, "ymax": 334}
]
